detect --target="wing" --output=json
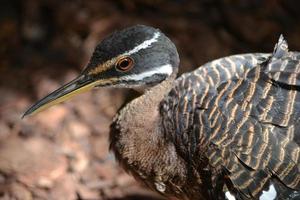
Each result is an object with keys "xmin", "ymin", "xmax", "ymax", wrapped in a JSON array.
[
  {"xmin": 161, "ymin": 36, "xmax": 300, "ymax": 199},
  {"xmin": 202, "ymin": 36, "xmax": 300, "ymax": 199},
  {"xmin": 161, "ymin": 52, "xmax": 270, "ymax": 199},
  {"xmin": 161, "ymin": 52, "xmax": 269, "ymax": 159}
]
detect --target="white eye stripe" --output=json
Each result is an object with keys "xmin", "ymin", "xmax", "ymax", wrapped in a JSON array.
[
  {"xmin": 123, "ymin": 32, "xmax": 160, "ymax": 56},
  {"xmin": 121, "ymin": 64, "xmax": 173, "ymax": 81}
]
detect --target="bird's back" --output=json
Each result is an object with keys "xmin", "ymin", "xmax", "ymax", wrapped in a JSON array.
[{"xmin": 161, "ymin": 36, "xmax": 300, "ymax": 199}]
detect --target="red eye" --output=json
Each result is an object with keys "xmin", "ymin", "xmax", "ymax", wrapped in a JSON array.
[{"xmin": 115, "ymin": 57, "xmax": 134, "ymax": 72}]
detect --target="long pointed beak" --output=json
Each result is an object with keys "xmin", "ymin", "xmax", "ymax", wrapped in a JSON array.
[{"xmin": 22, "ymin": 74, "xmax": 97, "ymax": 118}]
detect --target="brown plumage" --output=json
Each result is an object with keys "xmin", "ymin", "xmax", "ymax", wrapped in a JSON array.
[
  {"xmin": 24, "ymin": 26, "xmax": 300, "ymax": 200},
  {"xmin": 110, "ymin": 36, "xmax": 300, "ymax": 199}
]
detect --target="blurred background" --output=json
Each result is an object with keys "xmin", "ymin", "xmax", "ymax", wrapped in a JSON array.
[{"xmin": 1, "ymin": 0, "xmax": 300, "ymax": 199}]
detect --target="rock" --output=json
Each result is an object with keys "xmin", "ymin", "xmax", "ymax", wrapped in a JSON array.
[
  {"xmin": 36, "ymin": 177, "xmax": 54, "ymax": 189},
  {"xmin": 76, "ymin": 183, "xmax": 101, "ymax": 200},
  {"xmin": 32, "ymin": 105, "xmax": 69, "ymax": 131},
  {"xmin": 0, "ymin": 122, "xmax": 11, "ymax": 140},
  {"xmin": 60, "ymin": 138, "xmax": 89, "ymax": 173},
  {"xmin": 30, "ymin": 187, "xmax": 49, "ymax": 200},
  {"xmin": 70, "ymin": 149, "xmax": 89, "ymax": 173},
  {"xmin": 9, "ymin": 183, "xmax": 32, "ymax": 200},
  {"xmin": 90, "ymin": 135, "xmax": 109, "ymax": 160},
  {"xmin": 0, "ymin": 137, "xmax": 67, "ymax": 187},
  {"xmin": 67, "ymin": 120, "xmax": 90, "ymax": 139},
  {"xmin": 102, "ymin": 187, "xmax": 124, "ymax": 200},
  {"xmin": 95, "ymin": 161, "xmax": 118, "ymax": 181},
  {"xmin": 49, "ymin": 174, "xmax": 77, "ymax": 200},
  {"xmin": 116, "ymin": 173, "xmax": 136, "ymax": 187}
]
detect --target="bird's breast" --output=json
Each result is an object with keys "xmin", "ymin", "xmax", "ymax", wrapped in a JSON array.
[{"xmin": 109, "ymin": 107, "xmax": 204, "ymax": 199}]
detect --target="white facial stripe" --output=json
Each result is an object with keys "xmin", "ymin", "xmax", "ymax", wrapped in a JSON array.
[
  {"xmin": 225, "ymin": 191, "xmax": 236, "ymax": 200},
  {"xmin": 121, "ymin": 64, "xmax": 173, "ymax": 81},
  {"xmin": 260, "ymin": 184, "xmax": 277, "ymax": 200},
  {"xmin": 124, "ymin": 32, "xmax": 160, "ymax": 56}
]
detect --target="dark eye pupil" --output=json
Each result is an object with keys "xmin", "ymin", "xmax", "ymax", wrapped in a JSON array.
[
  {"xmin": 120, "ymin": 59, "xmax": 129, "ymax": 68},
  {"xmin": 116, "ymin": 57, "xmax": 133, "ymax": 71}
]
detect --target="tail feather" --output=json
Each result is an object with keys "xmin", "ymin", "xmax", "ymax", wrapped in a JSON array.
[{"xmin": 265, "ymin": 35, "xmax": 300, "ymax": 87}]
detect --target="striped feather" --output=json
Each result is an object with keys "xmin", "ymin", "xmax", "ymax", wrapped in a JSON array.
[{"xmin": 161, "ymin": 36, "xmax": 300, "ymax": 199}]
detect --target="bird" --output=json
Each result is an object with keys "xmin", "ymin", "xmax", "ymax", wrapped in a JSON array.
[{"xmin": 23, "ymin": 25, "xmax": 300, "ymax": 200}]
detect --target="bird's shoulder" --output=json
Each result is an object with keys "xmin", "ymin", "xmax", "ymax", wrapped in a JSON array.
[
  {"xmin": 160, "ymin": 53, "xmax": 269, "ymax": 142},
  {"xmin": 163, "ymin": 52, "xmax": 269, "ymax": 110}
]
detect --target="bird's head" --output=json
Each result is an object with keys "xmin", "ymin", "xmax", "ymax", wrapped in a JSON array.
[{"xmin": 23, "ymin": 25, "xmax": 179, "ymax": 117}]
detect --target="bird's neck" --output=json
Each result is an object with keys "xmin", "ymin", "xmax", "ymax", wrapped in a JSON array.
[
  {"xmin": 111, "ymin": 71, "xmax": 177, "ymax": 144},
  {"xmin": 110, "ymin": 71, "xmax": 180, "ymax": 179}
]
